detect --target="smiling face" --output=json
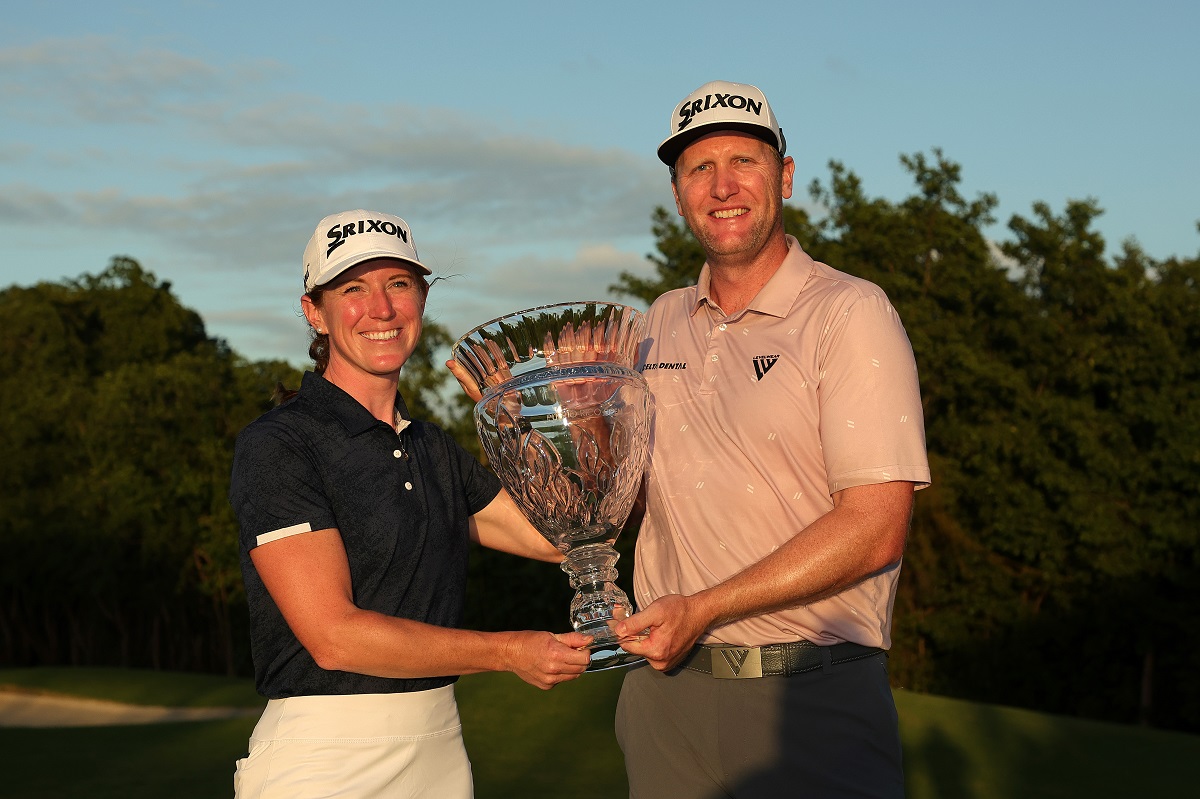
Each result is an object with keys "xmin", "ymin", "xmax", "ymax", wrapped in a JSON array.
[
  {"xmin": 301, "ymin": 258, "xmax": 427, "ymax": 389},
  {"xmin": 671, "ymin": 131, "xmax": 795, "ymax": 270}
]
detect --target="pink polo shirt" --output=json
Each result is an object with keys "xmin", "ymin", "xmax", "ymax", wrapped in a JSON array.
[{"xmin": 633, "ymin": 236, "xmax": 930, "ymax": 649}]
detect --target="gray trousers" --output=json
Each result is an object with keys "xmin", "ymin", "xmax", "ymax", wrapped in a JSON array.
[{"xmin": 615, "ymin": 651, "xmax": 903, "ymax": 798}]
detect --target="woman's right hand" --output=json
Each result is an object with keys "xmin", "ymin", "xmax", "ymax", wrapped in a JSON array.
[
  {"xmin": 503, "ymin": 631, "xmax": 593, "ymax": 690},
  {"xmin": 445, "ymin": 359, "xmax": 484, "ymax": 404}
]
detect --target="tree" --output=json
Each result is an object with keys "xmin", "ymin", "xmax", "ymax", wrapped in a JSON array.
[
  {"xmin": 610, "ymin": 207, "xmax": 706, "ymax": 303},
  {"xmin": 398, "ymin": 320, "xmax": 480, "ymax": 458},
  {"xmin": 0, "ymin": 258, "xmax": 298, "ymax": 674}
]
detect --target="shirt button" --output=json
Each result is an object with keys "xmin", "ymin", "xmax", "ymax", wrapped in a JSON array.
[
  {"xmin": 393, "ymin": 449, "xmax": 403, "ymax": 458},
  {"xmin": 718, "ymin": 323, "xmax": 727, "ymax": 331},
  {"xmin": 711, "ymin": 355, "xmax": 719, "ymax": 362},
  {"xmin": 404, "ymin": 481, "xmax": 413, "ymax": 491}
]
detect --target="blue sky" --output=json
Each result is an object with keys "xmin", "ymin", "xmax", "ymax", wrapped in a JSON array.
[{"xmin": 2, "ymin": 1, "xmax": 1197, "ymax": 366}]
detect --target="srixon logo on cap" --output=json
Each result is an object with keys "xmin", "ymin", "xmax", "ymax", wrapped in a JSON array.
[
  {"xmin": 326, "ymin": 218, "xmax": 410, "ymax": 257},
  {"xmin": 676, "ymin": 93, "xmax": 764, "ymax": 132}
]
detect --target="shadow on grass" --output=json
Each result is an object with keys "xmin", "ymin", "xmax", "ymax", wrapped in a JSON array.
[
  {"xmin": 0, "ymin": 717, "xmax": 257, "ymax": 799},
  {"xmin": 457, "ymin": 668, "xmax": 629, "ymax": 799}
]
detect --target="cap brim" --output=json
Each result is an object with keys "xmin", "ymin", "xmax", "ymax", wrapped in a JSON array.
[
  {"xmin": 657, "ymin": 122, "xmax": 781, "ymax": 167},
  {"xmin": 313, "ymin": 251, "xmax": 431, "ymax": 290}
]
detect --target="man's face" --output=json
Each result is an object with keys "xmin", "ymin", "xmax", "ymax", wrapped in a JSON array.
[{"xmin": 671, "ymin": 132, "xmax": 794, "ymax": 267}]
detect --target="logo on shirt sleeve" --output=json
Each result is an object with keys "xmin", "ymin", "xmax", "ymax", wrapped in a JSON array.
[{"xmin": 752, "ymin": 355, "xmax": 780, "ymax": 381}]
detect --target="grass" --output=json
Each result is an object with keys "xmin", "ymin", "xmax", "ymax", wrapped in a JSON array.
[
  {"xmin": 0, "ymin": 666, "xmax": 263, "ymax": 708},
  {"xmin": 896, "ymin": 688, "xmax": 1200, "ymax": 798},
  {"xmin": 457, "ymin": 668, "xmax": 628, "ymax": 799},
  {"xmin": 2, "ymin": 667, "xmax": 1199, "ymax": 798},
  {"xmin": 1, "ymin": 717, "xmax": 259, "ymax": 799}
]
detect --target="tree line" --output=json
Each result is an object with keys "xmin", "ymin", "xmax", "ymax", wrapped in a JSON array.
[{"xmin": 2, "ymin": 151, "xmax": 1197, "ymax": 732}]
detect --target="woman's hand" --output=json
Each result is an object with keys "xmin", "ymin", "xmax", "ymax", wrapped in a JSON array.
[
  {"xmin": 445, "ymin": 359, "xmax": 484, "ymax": 404},
  {"xmin": 501, "ymin": 631, "xmax": 594, "ymax": 690}
]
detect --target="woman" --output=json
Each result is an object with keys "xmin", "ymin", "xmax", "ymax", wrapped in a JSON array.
[{"xmin": 229, "ymin": 209, "xmax": 591, "ymax": 798}]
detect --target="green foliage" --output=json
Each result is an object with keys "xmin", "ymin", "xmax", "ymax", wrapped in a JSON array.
[
  {"xmin": 610, "ymin": 206, "xmax": 707, "ymax": 303},
  {"xmin": 0, "ymin": 258, "xmax": 301, "ymax": 675},
  {"xmin": 398, "ymin": 319, "xmax": 480, "ymax": 457}
]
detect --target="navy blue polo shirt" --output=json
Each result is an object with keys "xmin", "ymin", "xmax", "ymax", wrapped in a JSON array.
[{"xmin": 229, "ymin": 371, "xmax": 501, "ymax": 699}]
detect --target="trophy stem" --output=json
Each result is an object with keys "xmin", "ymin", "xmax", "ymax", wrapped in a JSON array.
[{"xmin": 561, "ymin": 543, "xmax": 644, "ymax": 671}]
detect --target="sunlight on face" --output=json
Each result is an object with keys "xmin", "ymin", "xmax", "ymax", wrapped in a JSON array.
[
  {"xmin": 671, "ymin": 132, "xmax": 794, "ymax": 268},
  {"xmin": 302, "ymin": 259, "xmax": 427, "ymax": 386}
]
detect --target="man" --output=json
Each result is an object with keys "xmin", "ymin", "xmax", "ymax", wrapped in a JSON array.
[{"xmin": 611, "ymin": 81, "xmax": 930, "ymax": 798}]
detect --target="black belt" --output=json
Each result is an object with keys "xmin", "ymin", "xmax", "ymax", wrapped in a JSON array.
[{"xmin": 681, "ymin": 641, "xmax": 883, "ymax": 679}]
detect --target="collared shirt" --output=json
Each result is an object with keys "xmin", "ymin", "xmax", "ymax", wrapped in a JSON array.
[
  {"xmin": 229, "ymin": 371, "xmax": 501, "ymax": 698},
  {"xmin": 634, "ymin": 236, "xmax": 930, "ymax": 649}
]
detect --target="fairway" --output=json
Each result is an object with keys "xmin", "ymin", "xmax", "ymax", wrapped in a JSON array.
[{"xmin": 3, "ymin": 667, "xmax": 1200, "ymax": 798}]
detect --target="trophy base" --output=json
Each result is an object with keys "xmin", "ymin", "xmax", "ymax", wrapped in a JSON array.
[{"xmin": 587, "ymin": 641, "xmax": 645, "ymax": 672}]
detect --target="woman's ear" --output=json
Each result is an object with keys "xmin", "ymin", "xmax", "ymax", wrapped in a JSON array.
[{"xmin": 300, "ymin": 293, "xmax": 325, "ymax": 333}]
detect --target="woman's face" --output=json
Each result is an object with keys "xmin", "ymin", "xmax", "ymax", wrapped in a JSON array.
[{"xmin": 301, "ymin": 258, "xmax": 426, "ymax": 382}]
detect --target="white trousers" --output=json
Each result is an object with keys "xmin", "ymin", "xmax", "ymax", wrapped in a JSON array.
[{"xmin": 234, "ymin": 686, "xmax": 473, "ymax": 799}]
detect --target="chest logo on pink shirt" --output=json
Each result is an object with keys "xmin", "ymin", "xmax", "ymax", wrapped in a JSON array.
[{"xmin": 752, "ymin": 355, "xmax": 780, "ymax": 381}]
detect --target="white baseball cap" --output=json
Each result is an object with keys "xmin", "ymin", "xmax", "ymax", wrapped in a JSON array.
[
  {"xmin": 657, "ymin": 80, "xmax": 786, "ymax": 167},
  {"xmin": 302, "ymin": 209, "xmax": 430, "ymax": 293}
]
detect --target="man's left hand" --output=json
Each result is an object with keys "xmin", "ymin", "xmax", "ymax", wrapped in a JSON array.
[{"xmin": 613, "ymin": 594, "xmax": 708, "ymax": 671}]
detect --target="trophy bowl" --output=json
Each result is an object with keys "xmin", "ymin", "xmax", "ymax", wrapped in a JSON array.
[{"xmin": 453, "ymin": 302, "xmax": 650, "ymax": 671}]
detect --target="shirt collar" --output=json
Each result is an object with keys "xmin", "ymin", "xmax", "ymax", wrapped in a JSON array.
[
  {"xmin": 690, "ymin": 235, "xmax": 817, "ymax": 321},
  {"xmin": 300, "ymin": 371, "xmax": 411, "ymax": 436}
]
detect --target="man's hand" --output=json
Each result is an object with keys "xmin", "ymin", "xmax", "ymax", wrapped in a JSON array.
[
  {"xmin": 445, "ymin": 359, "xmax": 484, "ymax": 404},
  {"xmin": 613, "ymin": 594, "xmax": 710, "ymax": 672},
  {"xmin": 503, "ymin": 630, "xmax": 594, "ymax": 690}
]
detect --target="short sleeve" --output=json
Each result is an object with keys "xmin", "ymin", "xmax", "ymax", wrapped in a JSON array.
[
  {"xmin": 817, "ymin": 293, "xmax": 930, "ymax": 494},
  {"xmin": 229, "ymin": 419, "xmax": 338, "ymax": 552}
]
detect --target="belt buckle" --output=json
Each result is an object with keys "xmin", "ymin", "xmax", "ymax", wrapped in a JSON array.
[{"xmin": 709, "ymin": 645, "xmax": 763, "ymax": 679}]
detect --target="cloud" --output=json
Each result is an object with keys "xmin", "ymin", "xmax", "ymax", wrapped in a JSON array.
[
  {"xmin": 0, "ymin": 142, "xmax": 33, "ymax": 163},
  {"xmin": 426, "ymin": 242, "xmax": 652, "ymax": 343},
  {"xmin": 0, "ymin": 35, "xmax": 665, "ymax": 260},
  {"xmin": 823, "ymin": 55, "xmax": 863, "ymax": 82},
  {"xmin": 179, "ymin": 97, "xmax": 667, "ymax": 243},
  {"xmin": 0, "ymin": 36, "xmax": 270, "ymax": 124},
  {"xmin": 203, "ymin": 304, "xmax": 312, "ymax": 365},
  {"xmin": 0, "ymin": 36, "xmax": 670, "ymax": 363}
]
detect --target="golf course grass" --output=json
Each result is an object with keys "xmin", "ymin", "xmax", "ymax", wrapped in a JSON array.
[{"xmin": 2, "ymin": 666, "xmax": 1198, "ymax": 798}]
